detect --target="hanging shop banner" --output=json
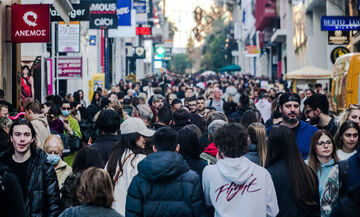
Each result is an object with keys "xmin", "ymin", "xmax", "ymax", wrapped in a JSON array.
[
  {"xmin": 330, "ymin": 46, "xmax": 350, "ymax": 64},
  {"xmin": 328, "ymin": 30, "xmax": 350, "ymax": 45},
  {"xmin": 117, "ymin": 0, "xmax": 132, "ymax": 26},
  {"xmin": 11, "ymin": 4, "xmax": 50, "ymax": 43},
  {"xmin": 134, "ymin": 0, "xmax": 146, "ymax": 14},
  {"xmin": 89, "ymin": 1, "xmax": 118, "ymax": 29},
  {"xmin": 245, "ymin": 45, "xmax": 260, "ymax": 57},
  {"xmin": 57, "ymin": 57, "xmax": 82, "ymax": 79},
  {"xmin": 57, "ymin": 21, "xmax": 80, "ymax": 53},
  {"xmin": 50, "ymin": 4, "xmax": 89, "ymax": 22},
  {"xmin": 321, "ymin": 16, "xmax": 360, "ymax": 31}
]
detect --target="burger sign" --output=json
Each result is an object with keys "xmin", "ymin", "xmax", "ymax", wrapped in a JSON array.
[{"xmin": 11, "ymin": 4, "xmax": 50, "ymax": 43}]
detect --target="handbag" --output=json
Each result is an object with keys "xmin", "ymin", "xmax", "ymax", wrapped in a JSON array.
[{"xmin": 68, "ymin": 134, "xmax": 81, "ymax": 151}]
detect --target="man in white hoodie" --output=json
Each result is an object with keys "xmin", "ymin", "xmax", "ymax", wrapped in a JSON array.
[{"xmin": 202, "ymin": 123, "xmax": 279, "ymax": 217}]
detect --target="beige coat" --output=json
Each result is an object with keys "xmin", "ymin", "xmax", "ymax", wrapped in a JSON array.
[
  {"xmin": 30, "ymin": 114, "xmax": 51, "ymax": 149},
  {"xmin": 55, "ymin": 160, "xmax": 72, "ymax": 189}
]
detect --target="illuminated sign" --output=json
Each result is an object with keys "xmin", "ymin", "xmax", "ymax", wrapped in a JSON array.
[{"xmin": 136, "ymin": 27, "xmax": 151, "ymax": 35}]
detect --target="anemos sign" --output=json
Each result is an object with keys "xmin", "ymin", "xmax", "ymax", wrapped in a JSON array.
[{"xmin": 11, "ymin": 4, "xmax": 50, "ymax": 43}]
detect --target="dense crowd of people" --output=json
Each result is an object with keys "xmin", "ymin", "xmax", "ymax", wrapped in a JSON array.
[{"xmin": 0, "ymin": 72, "xmax": 359, "ymax": 217}]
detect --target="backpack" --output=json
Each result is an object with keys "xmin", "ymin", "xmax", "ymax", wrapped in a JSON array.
[
  {"xmin": 209, "ymin": 98, "xmax": 225, "ymax": 107},
  {"xmin": 338, "ymin": 159, "xmax": 350, "ymax": 199}
]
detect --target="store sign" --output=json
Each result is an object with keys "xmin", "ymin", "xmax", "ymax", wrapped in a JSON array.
[
  {"xmin": 11, "ymin": 4, "xmax": 50, "ymax": 43},
  {"xmin": 330, "ymin": 46, "xmax": 350, "ymax": 64},
  {"xmin": 328, "ymin": 30, "xmax": 350, "ymax": 45},
  {"xmin": 245, "ymin": 45, "xmax": 260, "ymax": 57},
  {"xmin": 57, "ymin": 57, "xmax": 82, "ymax": 79},
  {"xmin": 89, "ymin": 1, "xmax": 118, "ymax": 29},
  {"xmin": 134, "ymin": 47, "xmax": 145, "ymax": 59},
  {"xmin": 136, "ymin": 27, "xmax": 151, "ymax": 35},
  {"xmin": 50, "ymin": 4, "xmax": 89, "ymax": 22},
  {"xmin": 117, "ymin": 0, "xmax": 132, "ymax": 26},
  {"xmin": 58, "ymin": 22, "xmax": 80, "ymax": 53},
  {"xmin": 321, "ymin": 16, "xmax": 360, "ymax": 31},
  {"xmin": 134, "ymin": 0, "xmax": 146, "ymax": 14}
]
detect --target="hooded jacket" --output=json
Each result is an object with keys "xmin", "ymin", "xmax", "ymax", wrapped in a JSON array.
[
  {"xmin": 0, "ymin": 148, "xmax": 62, "ymax": 217},
  {"xmin": 202, "ymin": 157, "xmax": 278, "ymax": 217},
  {"xmin": 30, "ymin": 114, "xmax": 51, "ymax": 149},
  {"xmin": 125, "ymin": 151, "xmax": 207, "ymax": 217}
]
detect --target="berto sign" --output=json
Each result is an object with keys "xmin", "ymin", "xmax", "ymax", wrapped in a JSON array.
[{"xmin": 11, "ymin": 4, "xmax": 50, "ymax": 43}]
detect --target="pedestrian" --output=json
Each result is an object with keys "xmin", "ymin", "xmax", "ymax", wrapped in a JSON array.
[
  {"xmin": 334, "ymin": 120, "xmax": 359, "ymax": 160},
  {"xmin": 0, "ymin": 161, "xmax": 26, "ymax": 217},
  {"xmin": 336, "ymin": 104, "xmax": 360, "ymax": 128},
  {"xmin": 24, "ymin": 100, "xmax": 51, "ymax": 149},
  {"xmin": 321, "ymin": 141, "xmax": 360, "ymax": 216},
  {"xmin": 255, "ymin": 92, "xmax": 271, "ymax": 122},
  {"xmin": 304, "ymin": 94, "xmax": 338, "ymax": 136},
  {"xmin": 267, "ymin": 92, "xmax": 318, "ymax": 159},
  {"xmin": 43, "ymin": 135, "xmax": 72, "ymax": 189},
  {"xmin": 245, "ymin": 122, "xmax": 267, "ymax": 167},
  {"xmin": 59, "ymin": 167, "xmax": 123, "ymax": 217},
  {"xmin": 126, "ymin": 127, "xmax": 207, "ymax": 217},
  {"xmin": 60, "ymin": 147, "xmax": 105, "ymax": 209},
  {"xmin": 0, "ymin": 119, "xmax": 62, "ymax": 217},
  {"xmin": 91, "ymin": 109, "xmax": 121, "ymax": 163},
  {"xmin": 202, "ymin": 123, "xmax": 279, "ymax": 217},
  {"xmin": 267, "ymin": 125, "xmax": 320, "ymax": 217},
  {"xmin": 106, "ymin": 117, "xmax": 154, "ymax": 216},
  {"xmin": 0, "ymin": 116, "xmax": 12, "ymax": 153},
  {"xmin": 178, "ymin": 125, "xmax": 207, "ymax": 177},
  {"xmin": 306, "ymin": 130, "xmax": 339, "ymax": 196}
]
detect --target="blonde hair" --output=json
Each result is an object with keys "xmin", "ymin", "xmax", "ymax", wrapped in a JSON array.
[
  {"xmin": 43, "ymin": 135, "xmax": 64, "ymax": 152},
  {"xmin": 336, "ymin": 104, "xmax": 360, "ymax": 127},
  {"xmin": 247, "ymin": 123, "xmax": 267, "ymax": 167}
]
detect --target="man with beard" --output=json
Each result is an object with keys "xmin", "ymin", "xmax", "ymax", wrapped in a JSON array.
[
  {"xmin": 267, "ymin": 92, "xmax": 317, "ymax": 159},
  {"xmin": 304, "ymin": 94, "xmax": 338, "ymax": 136},
  {"xmin": 196, "ymin": 96, "xmax": 206, "ymax": 119}
]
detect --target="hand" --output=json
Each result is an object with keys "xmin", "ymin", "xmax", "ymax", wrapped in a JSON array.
[{"xmin": 63, "ymin": 121, "xmax": 72, "ymax": 134}]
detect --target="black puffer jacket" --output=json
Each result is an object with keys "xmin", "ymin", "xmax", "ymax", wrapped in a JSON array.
[
  {"xmin": 125, "ymin": 151, "xmax": 207, "ymax": 217},
  {"xmin": 0, "ymin": 148, "xmax": 62, "ymax": 217}
]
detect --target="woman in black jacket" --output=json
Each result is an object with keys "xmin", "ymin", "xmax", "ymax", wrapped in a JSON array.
[
  {"xmin": 266, "ymin": 125, "xmax": 320, "ymax": 217},
  {"xmin": 0, "ymin": 119, "xmax": 62, "ymax": 217}
]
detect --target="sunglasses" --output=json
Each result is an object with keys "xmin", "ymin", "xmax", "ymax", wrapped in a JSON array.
[
  {"xmin": 304, "ymin": 109, "xmax": 314, "ymax": 115},
  {"xmin": 61, "ymin": 107, "xmax": 71, "ymax": 111}
]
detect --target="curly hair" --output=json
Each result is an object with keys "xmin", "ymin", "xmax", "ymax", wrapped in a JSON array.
[{"xmin": 214, "ymin": 123, "xmax": 248, "ymax": 158}]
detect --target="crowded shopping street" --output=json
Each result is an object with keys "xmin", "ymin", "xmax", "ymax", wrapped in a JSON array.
[{"xmin": 0, "ymin": 0, "xmax": 360, "ymax": 217}]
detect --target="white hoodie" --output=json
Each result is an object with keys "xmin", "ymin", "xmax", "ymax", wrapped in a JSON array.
[{"xmin": 202, "ymin": 157, "xmax": 279, "ymax": 217}]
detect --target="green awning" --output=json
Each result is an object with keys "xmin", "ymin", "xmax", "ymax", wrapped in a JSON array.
[{"xmin": 220, "ymin": 64, "xmax": 241, "ymax": 72}]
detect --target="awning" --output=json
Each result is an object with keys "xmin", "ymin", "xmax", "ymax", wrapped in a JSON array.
[
  {"xmin": 285, "ymin": 66, "xmax": 332, "ymax": 80},
  {"xmin": 220, "ymin": 64, "xmax": 242, "ymax": 72},
  {"xmin": 53, "ymin": 0, "xmax": 73, "ymax": 24}
]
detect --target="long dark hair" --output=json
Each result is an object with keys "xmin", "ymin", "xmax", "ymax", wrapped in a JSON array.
[
  {"xmin": 334, "ymin": 120, "xmax": 360, "ymax": 150},
  {"xmin": 308, "ymin": 130, "xmax": 338, "ymax": 175},
  {"xmin": 91, "ymin": 92, "xmax": 100, "ymax": 105},
  {"xmin": 72, "ymin": 147, "xmax": 105, "ymax": 173},
  {"xmin": 267, "ymin": 125, "xmax": 318, "ymax": 207},
  {"xmin": 178, "ymin": 126, "xmax": 201, "ymax": 160},
  {"xmin": 107, "ymin": 133, "xmax": 146, "ymax": 180},
  {"xmin": 8, "ymin": 119, "xmax": 37, "ymax": 152}
]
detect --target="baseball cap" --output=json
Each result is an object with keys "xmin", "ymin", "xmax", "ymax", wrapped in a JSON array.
[
  {"xmin": 279, "ymin": 92, "xmax": 300, "ymax": 106},
  {"xmin": 120, "ymin": 118, "xmax": 155, "ymax": 137}
]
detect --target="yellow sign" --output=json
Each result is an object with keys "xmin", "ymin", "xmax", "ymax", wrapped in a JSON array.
[
  {"xmin": 89, "ymin": 73, "xmax": 105, "ymax": 101},
  {"xmin": 126, "ymin": 74, "xmax": 136, "ymax": 83}
]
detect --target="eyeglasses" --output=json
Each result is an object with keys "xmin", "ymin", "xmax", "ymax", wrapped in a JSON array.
[
  {"xmin": 317, "ymin": 140, "xmax": 332, "ymax": 146},
  {"xmin": 61, "ymin": 107, "xmax": 71, "ymax": 111},
  {"xmin": 188, "ymin": 104, "xmax": 197, "ymax": 107},
  {"xmin": 305, "ymin": 109, "xmax": 314, "ymax": 115}
]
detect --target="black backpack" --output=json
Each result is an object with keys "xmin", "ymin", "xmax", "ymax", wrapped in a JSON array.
[{"xmin": 338, "ymin": 159, "xmax": 350, "ymax": 199}]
